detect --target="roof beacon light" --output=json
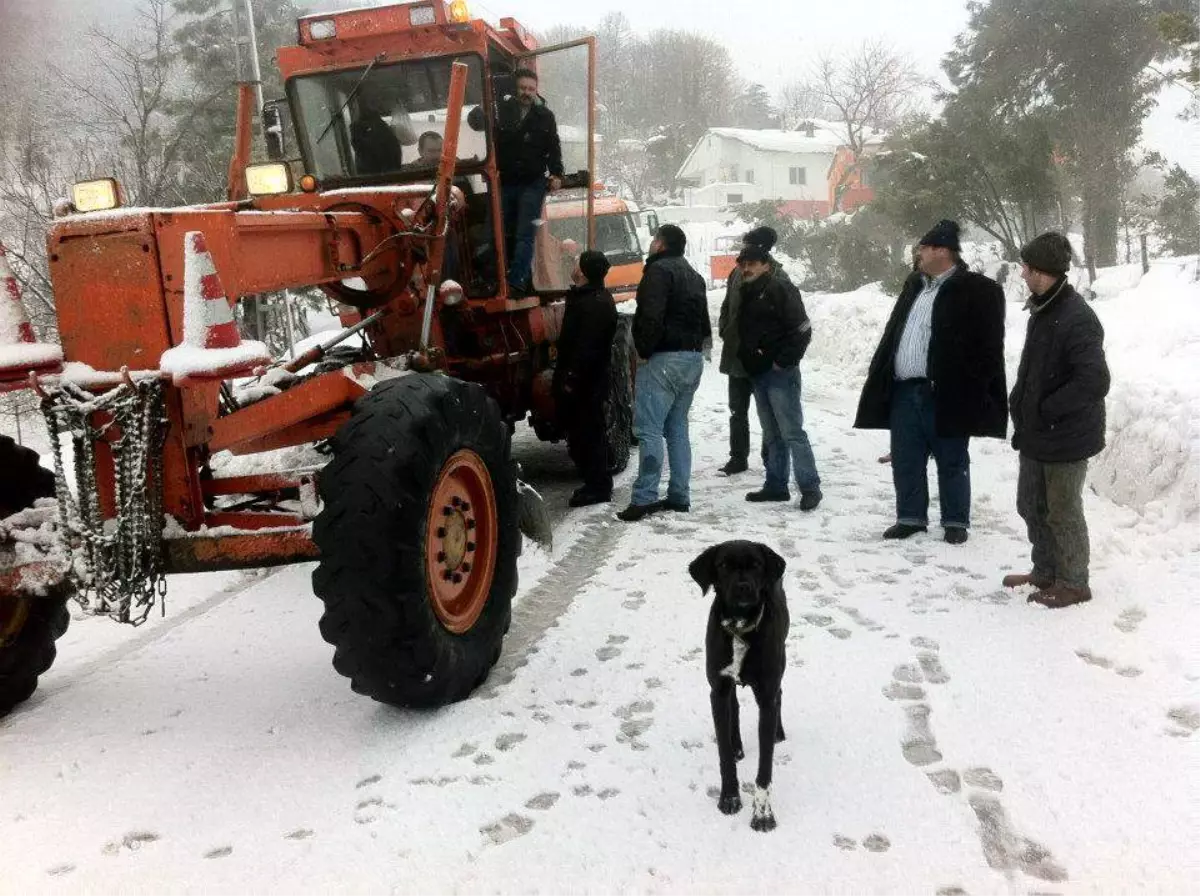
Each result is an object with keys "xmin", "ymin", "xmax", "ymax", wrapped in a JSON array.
[{"xmin": 448, "ymin": 1, "xmax": 470, "ymax": 23}]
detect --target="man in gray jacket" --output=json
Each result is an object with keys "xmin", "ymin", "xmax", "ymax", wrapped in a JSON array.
[{"xmin": 716, "ymin": 226, "xmax": 791, "ymax": 475}]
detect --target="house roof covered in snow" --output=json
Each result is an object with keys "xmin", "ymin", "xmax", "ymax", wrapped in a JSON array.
[{"xmin": 676, "ymin": 121, "xmax": 886, "ymax": 179}]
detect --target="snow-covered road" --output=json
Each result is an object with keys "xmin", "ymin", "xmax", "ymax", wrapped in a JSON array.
[{"xmin": 2, "ymin": 287, "xmax": 1197, "ymax": 895}]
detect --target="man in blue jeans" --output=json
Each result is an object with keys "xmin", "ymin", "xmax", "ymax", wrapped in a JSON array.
[
  {"xmin": 735, "ymin": 246, "xmax": 822, "ymax": 510},
  {"xmin": 620, "ymin": 224, "xmax": 710, "ymax": 522},
  {"xmin": 853, "ymin": 220, "xmax": 1007, "ymax": 544},
  {"xmin": 496, "ymin": 68, "xmax": 564, "ymax": 294}
]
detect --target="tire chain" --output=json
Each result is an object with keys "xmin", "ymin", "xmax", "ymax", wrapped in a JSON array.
[{"xmin": 42, "ymin": 378, "xmax": 168, "ymax": 626}]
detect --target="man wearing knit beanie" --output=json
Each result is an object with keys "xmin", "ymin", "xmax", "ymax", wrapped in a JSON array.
[
  {"xmin": 716, "ymin": 225, "xmax": 795, "ymax": 475},
  {"xmin": 854, "ymin": 219, "xmax": 1008, "ymax": 544},
  {"xmin": 1006, "ymin": 232, "xmax": 1110, "ymax": 608},
  {"xmin": 554, "ymin": 250, "xmax": 619, "ymax": 507}
]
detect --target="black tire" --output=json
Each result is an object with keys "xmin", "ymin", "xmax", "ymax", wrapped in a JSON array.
[
  {"xmin": 567, "ymin": 315, "xmax": 634, "ymax": 476},
  {"xmin": 1, "ymin": 435, "xmax": 71, "ymax": 718},
  {"xmin": 311, "ymin": 374, "xmax": 519, "ymax": 709}
]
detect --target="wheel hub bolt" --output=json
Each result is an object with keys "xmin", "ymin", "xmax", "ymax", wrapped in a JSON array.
[
  {"xmin": 461, "ymin": 501, "xmax": 471, "ymax": 512},
  {"xmin": 466, "ymin": 519, "xmax": 476, "ymax": 530},
  {"xmin": 437, "ymin": 551, "xmax": 446, "ymax": 563},
  {"xmin": 452, "ymin": 573, "xmax": 463, "ymax": 584},
  {"xmin": 443, "ymin": 506, "xmax": 454, "ymax": 516},
  {"xmin": 437, "ymin": 527, "xmax": 446, "ymax": 538},
  {"xmin": 462, "ymin": 562, "xmax": 472, "ymax": 573},
  {"xmin": 451, "ymin": 496, "xmax": 462, "ymax": 507},
  {"xmin": 443, "ymin": 571, "xmax": 454, "ymax": 581},
  {"xmin": 467, "ymin": 541, "xmax": 476, "ymax": 552}
]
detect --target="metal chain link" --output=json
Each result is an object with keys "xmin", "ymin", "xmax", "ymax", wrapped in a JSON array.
[{"xmin": 42, "ymin": 378, "xmax": 168, "ymax": 626}]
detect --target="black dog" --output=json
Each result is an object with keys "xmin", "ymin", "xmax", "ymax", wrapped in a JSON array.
[{"xmin": 689, "ymin": 540, "xmax": 789, "ymax": 832}]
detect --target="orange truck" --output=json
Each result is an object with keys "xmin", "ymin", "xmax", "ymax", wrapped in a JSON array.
[{"xmin": 0, "ymin": 0, "xmax": 636, "ymax": 718}]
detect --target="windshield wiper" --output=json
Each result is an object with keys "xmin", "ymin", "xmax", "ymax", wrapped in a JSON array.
[{"xmin": 316, "ymin": 53, "xmax": 385, "ymax": 145}]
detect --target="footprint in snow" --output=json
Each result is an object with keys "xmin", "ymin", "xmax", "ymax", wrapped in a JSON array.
[
  {"xmin": 356, "ymin": 774, "xmax": 383, "ymax": 788},
  {"xmin": 495, "ymin": 732, "xmax": 527, "ymax": 752},
  {"xmin": 1114, "ymin": 606, "xmax": 1146, "ymax": 634},
  {"xmin": 480, "ymin": 813, "xmax": 534, "ymax": 846},
  {"xmin": 46, "ymin": 864, "xmax": 76, "ymax": 877},
  {"xmin": 862, "ymin": 834, "xmax": 891, "ymax": 853},
  {"xmin": 1166, "ymin": 705, "xmax": 1199, "ymax": 737},
  {"xmin": 284, "ymin": 828, "xmax": 314, "ymax": 841},
  {"xmin": 204, "ymin": 846, "xmax": 233, "ymax": 860},
  {"xmin": 525, "ymin": 792, "xmax": 560, "ymax": 811}
]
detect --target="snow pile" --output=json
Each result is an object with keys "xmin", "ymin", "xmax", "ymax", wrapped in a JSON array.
[
  {"xmin": 803, "ymin": 282, "xmax": 894, "ymax": 391},
  {"xmin": 159, "ymin": 342, "xmax": 272, "ymax": 383},
  {"xmin": 1085, "ymin": 258, "xmax": 1200, "ymax": 545}
]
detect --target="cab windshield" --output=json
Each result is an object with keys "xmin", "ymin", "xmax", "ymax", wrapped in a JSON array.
[{"xmin": 289, "ymin": 54, "xmax": 487, "ymax": 185}]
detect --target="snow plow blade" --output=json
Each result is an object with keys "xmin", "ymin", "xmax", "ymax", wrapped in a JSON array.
[{"xmin": 516, "ymin": 479, "xmax": 553, "ymax": 552}]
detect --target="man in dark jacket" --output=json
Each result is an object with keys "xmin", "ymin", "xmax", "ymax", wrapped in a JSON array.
[
  {"xmin": 854, "ymin": 219, "xmax": 1007, "ymax": 544},
  {"xmin": 736, "ymin": 246, "xmax": 821, "ymax": 509},
  {"xmin": 554, "ymin": 251, "xmax": 619, "ymax": 508},
  {"xmin": 496, "ymin": 68, "xmax": 564, "ymax": 294},
  {"xmin": 620, "ymin": 224, "xmax": 710, "ymax": 521},
  {"xmin": 1006, "ymin": 232, "xmax": 1110, "ymax": 609},
  {"xmin": 717, "ymin": 226, "xmax": 789, "ymax": 475}
]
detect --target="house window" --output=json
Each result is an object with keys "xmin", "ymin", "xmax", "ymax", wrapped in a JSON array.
[
  {"xmin": 726, "ymin": 193, "xmax": 743, "ymax": 204},
  {"xmin": 789, "ymin": 167, "xmax": 806, "ymax": 185},
  {"xmin": 745, "ymin": 169, "xmax": 755, "ymax": 184}
]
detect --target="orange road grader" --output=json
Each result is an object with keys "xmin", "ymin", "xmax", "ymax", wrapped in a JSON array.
[{"xmin": 0, "ymin": 0, "xmax": 635, "ymax": 717}]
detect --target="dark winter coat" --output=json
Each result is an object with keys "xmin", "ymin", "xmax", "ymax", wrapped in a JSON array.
[
  {"xmin": 553, "ymin": 282, "xmax": 618, "ymax": 402},
  {"xmin": 1010, "ymin": 279, "xmax": 1110, "ymax": 463},
  {"xmin": 854, "ymin": 263, "xmax": 1008, "ymax": 439},
  {"xmin": 632, "ymin": 250, "xmax": 711, "ymax": 360},
  {"xmin": 495, "ymin": 97, "xmax": 565, "ymax": 185},
  {"xmin": 350, "ymin": 113, "xmax": 403, "ymax": 175},
  {"xmin": 736, "ymin": 272, "xmax": 813, "ymax": 377},
  {"xmin": 718, "ymin": 257, "xmax": 794, "ymax": 377}
]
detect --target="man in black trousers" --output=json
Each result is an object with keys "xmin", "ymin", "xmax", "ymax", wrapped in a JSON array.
[{"xmin": 553, "ymin": 250, "xmax": 618, "ymax": 507}]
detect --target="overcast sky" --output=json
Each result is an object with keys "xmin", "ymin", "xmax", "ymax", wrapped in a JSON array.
[{"xmin": 5, "ymin": 0, "xmax": 1196, "ymax": 174}]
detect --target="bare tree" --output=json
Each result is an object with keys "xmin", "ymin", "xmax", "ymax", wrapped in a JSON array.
[
  {"xmin": 54, "ymin": 0, "xmax": 225, "ymax": 206},
  {"xmin": 777, "ymin": 82, "xmax": 831, "ymax": 130},
  {"xmin": 807, "ymin": 41, "xmax": 930, "ymax": 210}
]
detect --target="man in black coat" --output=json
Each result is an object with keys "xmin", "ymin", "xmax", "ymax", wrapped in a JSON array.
[
  {"xmin": 1006, "ymin": 232, "xmax": 1110, "ymax": 609},
  {"xmin": 736, "ymin": 245, "xmax": 821, "ymax": 509},
  {"xmin": 554, "ymin": 251, "xmax": 619, "ymax": 508},
  {"xmin": 621, "ymin": 224, "xmax": 711, "ymax": 521},
  {"xmin": 496, "ymin": 68, "xmax": 564, "ymax": 293},
  {"xmin": 854, "ymin": 219, "xmax": 1007, "ymax": 544},
  {"xmin": 717, "ymin": 226, "xmax": 790, "ymax": 475}
]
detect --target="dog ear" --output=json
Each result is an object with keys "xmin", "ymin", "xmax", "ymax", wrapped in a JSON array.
[
  {"xmin": 759, "ymin": 544, "xmax": 787, "ymax": 584},
  {"xmin": 688, "ymin": 545, "xmax": 722, "ymax": 595}
]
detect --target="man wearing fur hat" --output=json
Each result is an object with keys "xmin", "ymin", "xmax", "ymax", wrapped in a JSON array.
[
  {"xmin": 1006, "ymin": 232, "xmax": 1110, "ymax": 608},
  {"xmin": 621, "ymin": 224, "xmax": 711, "ymax": 521},
  {"xmin": 854, "ymin": 219, "xmax": 1007, "ymax": 544},
  {"xmin": 554, "ymin": 250, "xmax": 619, "ymax": 508},
  {"xmin": 716, "ymin": 226, "xmax": 793, "ymax": 475}
]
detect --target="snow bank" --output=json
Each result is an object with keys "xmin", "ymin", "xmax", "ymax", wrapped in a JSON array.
[
  {"xmin": 804, "ymin": 282, "xmax": 893, "ymax": 391},
  {"xmin": 1085, "ymin": 258, "xmax": 1200, "ymax": 547}
]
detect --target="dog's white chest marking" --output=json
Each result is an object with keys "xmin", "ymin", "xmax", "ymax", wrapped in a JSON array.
[{"xmin": 719, "ymin": 608, "xmax": 764, "ymax": 684}]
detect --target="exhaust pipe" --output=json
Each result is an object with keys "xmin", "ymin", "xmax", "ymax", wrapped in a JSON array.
[{"xmin": 227, "ymin": 0, "xmax": 264, "ymax": 200}]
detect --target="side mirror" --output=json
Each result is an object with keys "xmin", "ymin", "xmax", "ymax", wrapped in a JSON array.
[
  {"xmin": 643, "ymin": 212, "xmax": 659, "ymax": 235},
  {"xmin": 262, "ymin": 99, "xmax": 291, "ymax": 161}
]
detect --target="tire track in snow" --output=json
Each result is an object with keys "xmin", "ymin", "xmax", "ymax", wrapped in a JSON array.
[
  {"xmin": 34, "ymin": 568, "xmax": 289, "ymax": 701},
  {"xmin": 482, "ymin": 515, "xmax": 624, "ymax": 698}
]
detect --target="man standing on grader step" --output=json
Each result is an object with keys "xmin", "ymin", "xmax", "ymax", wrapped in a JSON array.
[
  {"xmin": 1006, "ymin": 232, "xmax": 1110, "ymax": 609},
  {"xmin": 854, "ymin": 219, "xmax": 1007, "ymax": 545}
]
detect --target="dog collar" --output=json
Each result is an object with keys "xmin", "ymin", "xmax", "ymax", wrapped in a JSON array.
[{"xmin": 721, "ymin": 605, "xmax": 765, "ymax": 638}]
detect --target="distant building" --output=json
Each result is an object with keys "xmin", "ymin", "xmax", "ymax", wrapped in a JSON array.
[{"xmin": 675, "ymin": 120, "xmax": 884, "ymax": 218}]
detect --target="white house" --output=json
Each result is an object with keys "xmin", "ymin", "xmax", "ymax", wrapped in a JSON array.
[{"xmin": 675, "ymin": 120, "xmax": 883, "ymax": 217}]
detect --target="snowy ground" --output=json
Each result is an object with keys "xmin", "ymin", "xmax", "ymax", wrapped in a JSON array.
[{"xmin": 1, "ymin": 265, "xmax": 1198, "ymax": 895}]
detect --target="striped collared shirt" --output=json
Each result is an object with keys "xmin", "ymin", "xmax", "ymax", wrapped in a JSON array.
[{"xmin": 894, "ymin": 268, "xmax": 953, "ymax": 380}]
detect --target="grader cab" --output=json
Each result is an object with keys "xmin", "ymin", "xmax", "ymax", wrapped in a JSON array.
[{"xmin": 0, "ymin": 0, "xmax": 635, "ymax": 718}]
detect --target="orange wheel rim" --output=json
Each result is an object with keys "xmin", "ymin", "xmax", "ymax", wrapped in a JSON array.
[
  {"xmin": 0, "ymin": 596, "xmax": 31, "ymax": 647},
  {"xmin": 426, "ymin": 449, "xmax": 497, "ymax": 634}
]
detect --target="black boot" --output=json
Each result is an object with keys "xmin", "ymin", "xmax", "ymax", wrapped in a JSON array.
[
  {"xmin": 719, "ymin": 459, "xmax": 748, "ymax": 476},
  {"xmin": 883, "ymin": 523, "xmax": 926, "ymax": 539},
  {"xmin": 569, "ymin": 487, "xmax": 611, "ymax": 508},
  {"xmin": 747, "ymin": 488, "xmax": 791, "ymax": 503},
  {"xmin": 616, "ymin": 502, "xmax": 662, "ymax": 522}
]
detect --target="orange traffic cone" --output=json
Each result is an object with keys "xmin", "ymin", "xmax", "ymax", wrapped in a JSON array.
[
  {"xmin": 159, "ymin": 231, "xmax": 271, "ymax": 385},
  {"xmin": 0, "ymin": 240, "xmax": 63, "ymax": 391}
]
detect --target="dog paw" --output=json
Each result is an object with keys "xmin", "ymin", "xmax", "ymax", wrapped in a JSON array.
[
  {"xmin": 750, "ymin": 786, "xmax": 776, "ymax": 832},
  {"xmin": 717, "ymin": 792, "xmax": 742, "ymax": 815}
]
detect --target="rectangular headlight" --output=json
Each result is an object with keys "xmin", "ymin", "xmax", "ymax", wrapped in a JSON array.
[
  {"xmin": 245, "ymin": 162, "xmax": 294, "ymax": 196},
  {"xmin": 409, "ymin": 5, "xmax": 436, "ymax": 25},
  {"xmin": 308, "ymin": 19, "xmax": 336, "ymax": 39},
  {"xmin": 72, "ymin": 178, "xmax": 121, "ymax": 213}
]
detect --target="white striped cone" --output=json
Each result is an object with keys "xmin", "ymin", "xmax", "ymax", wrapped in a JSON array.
[
  {"xmin": 159, "ymin": 231, "xmax": 270, "ymax": 384},
  {"xmin": 0, "ymin": 239, "xmax": 63, "ymax": 389}
]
